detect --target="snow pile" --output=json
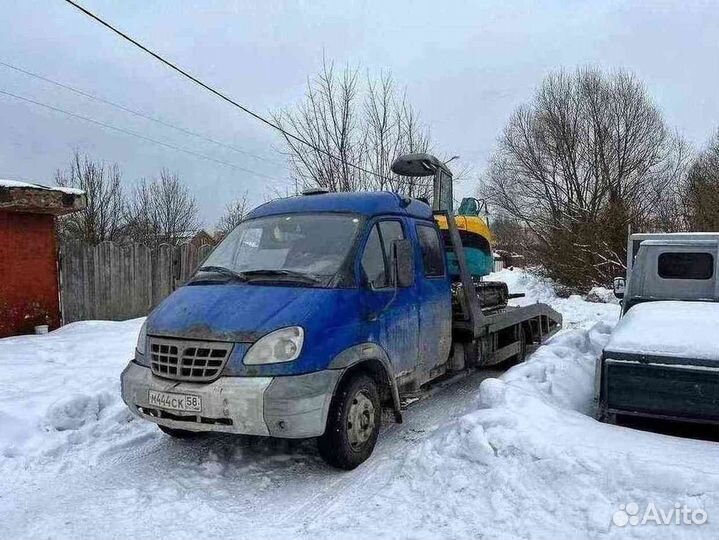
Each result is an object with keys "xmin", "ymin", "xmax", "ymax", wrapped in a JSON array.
[
  {"xmin": 309, "ymin": 274, "xmax": 718, "ymax": 539},
  {"xmin": 490, "ymin": 268, "xmax": 620, "ymax": 330},
  {"xmin": 586, "ymin": 286, "xmax": 621, "ymax": 304},
  {"xmin": 489, "ymin": 268, "xmax": 559, "ymax": 305},
  {"xmin": 605, "ymin": 301, "xmax": 719, "ymax": 361},
  {"xmin": 320, "ymin": 324, "xmax": 719, "ymax": 539},
  {"xmin": 0, "ymin": 318, "xmax": 148, "ymax": 464}
]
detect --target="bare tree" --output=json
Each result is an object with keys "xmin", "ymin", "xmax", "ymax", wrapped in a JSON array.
[
  {"xmin": 489, "ymin": 214, "xmax": 534, "ymax": 261},
  {"xmin": 124, "ymin": 169, "xmax": 199, "ymax": 247},
  {"xmin": 682, "ymin": 130, "xmax": 719, "ymax": 231},
  {"xmin": 480, "ymin": 68, "xmax": 688, "ymax": 287},
  {"xmin": 55, "ymin": 151, "xmax": 125, "ymax": 244},
  {"xmin": 274, "ymin": 59, "xmax": 436, "ymax": 199},
  {"xmin": 215, "ymin": 193, "xmax": 249, "ymax": 238}
]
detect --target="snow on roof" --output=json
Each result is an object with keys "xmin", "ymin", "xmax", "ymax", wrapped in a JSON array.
[
  {"xmin": 0, "ymin": 178, "xmax": 85, "ymax": 195},
  {"xmin": 631, "ymin": 232, "xmax": 719, "ymax": 242},
  {"xmin": 605, "ymin": 301, "xmax": 719, "ymax": 361},
  {"xmin": 641, "ymin": 238, "xmax": 718, "ymax": 246}
]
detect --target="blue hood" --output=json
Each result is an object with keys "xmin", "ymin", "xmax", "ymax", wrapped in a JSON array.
[{"xmin": 147, "ymin": 283, "xmax": 355, "ymax": 342}]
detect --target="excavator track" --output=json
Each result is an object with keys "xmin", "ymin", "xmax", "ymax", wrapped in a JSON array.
[{"xmin": 452, "ymin": 279, "xmax": 510, "ymax": 314}]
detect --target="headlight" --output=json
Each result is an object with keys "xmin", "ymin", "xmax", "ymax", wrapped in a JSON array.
[
  {"xmin": 136, "ymin": 320, "xmax": 148, "ymax": 355},
  {"xmin": 244, "ymin": 326, "xmax": 304, "ymax": 365}
]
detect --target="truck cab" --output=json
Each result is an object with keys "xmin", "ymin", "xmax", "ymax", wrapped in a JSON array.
[
  {"xmin": 122, "ymin": 191, "xmax": 453, "ymax": 469},
  {"xmin": 617, "ymin": 232, "xmax": 719, "ymax": 313}
]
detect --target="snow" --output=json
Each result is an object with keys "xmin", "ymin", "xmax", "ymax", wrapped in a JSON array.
[
  {"xmin": 2, "ymin": 269, "xmax": 718, "ymax": 539},
  {"xmin": 605, "ymin": 301, "xmax": 719, "ymax": 361},
  {"xmin": 0, "ymin": 319, "xmax": 144, "ymax": 461},
  {"xmin": 586, "ymin": 286, "xmax": 621, "ymax": 304},
  {"xmin": 0, "ymin": 178, "xmax": 85, "ymax": 195}
]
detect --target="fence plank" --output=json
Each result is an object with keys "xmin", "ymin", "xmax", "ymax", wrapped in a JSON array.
[
  {"xmin": 153, "ymin": 244, "xmax": 173, "ymax": 307},
  {"xmin": 59, "ymin": 240, "xmax": 216, "ymax": 323},
  {"xmin": 198, "ymin": 244, "xmax": 213, "ymax": 266}
]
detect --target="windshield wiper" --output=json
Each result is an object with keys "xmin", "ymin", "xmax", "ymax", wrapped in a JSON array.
[
  {"xmin": 241, "ymin": 269, "xmax": 320, "ymax": 284},
  {"xmin": 196, "ymin": 265, "xmax": 248, "ymax": 281}
]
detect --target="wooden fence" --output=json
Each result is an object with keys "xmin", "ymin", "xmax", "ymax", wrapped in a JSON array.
[{"xmin": 59, "ymin": 241, "xmax": 214, "ymax": 323}]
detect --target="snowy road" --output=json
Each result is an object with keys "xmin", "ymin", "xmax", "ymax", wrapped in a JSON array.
[
  {"xmin": 2, "ymin": 362, "xmax": 500, "ymax": 539},
  {"xmin": 3, "ymin": 270, "xmax": 719, "ymax": 539}
]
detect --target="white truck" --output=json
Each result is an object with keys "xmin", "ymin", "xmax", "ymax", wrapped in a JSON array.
[{"xmin": 596, "ymin": 232, "xmax": 719, "ymax": 425}]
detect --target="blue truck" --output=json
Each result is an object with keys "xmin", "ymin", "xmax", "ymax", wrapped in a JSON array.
[{"xmin": 121, "ymin": 154, "xmax": 561, "ymax": 469}]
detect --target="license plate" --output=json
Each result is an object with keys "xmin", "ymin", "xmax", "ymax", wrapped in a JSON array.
[{"xmin": 148, "ymin": 390, "xmax": 202, "ymax": 413}]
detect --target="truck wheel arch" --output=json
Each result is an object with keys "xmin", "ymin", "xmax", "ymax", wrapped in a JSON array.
[{"xmin": 329, "ymin": 343, "xmax": 403, "ymax": 423}]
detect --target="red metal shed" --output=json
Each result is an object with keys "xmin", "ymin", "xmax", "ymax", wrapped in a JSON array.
[{"xmin": 0, "ymin": 180, "xmax": 86, "ymax": 337}]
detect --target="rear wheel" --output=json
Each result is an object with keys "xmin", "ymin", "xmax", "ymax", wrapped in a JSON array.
[
  {"xmin": 318, "ymin": 374, "xmax": 381, "ymax": 470},
  {"xmin": 158, "ymin": 424, "xmax": 203, "ymax": 439}
]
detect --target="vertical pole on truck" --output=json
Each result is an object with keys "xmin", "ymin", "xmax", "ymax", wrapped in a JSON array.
[
  {"xmin": 432, "ymin": 167, "xmax": 454, "ymax": 214},
  {"xmin": 428, "ymin": 159, "xmax": 485, "ymax": 338},
  {"xmin": 434, "ymin": 210, "xmax": 485, "ymax": 338}
]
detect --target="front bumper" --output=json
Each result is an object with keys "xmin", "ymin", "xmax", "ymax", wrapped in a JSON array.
[{"xmin": 121, "ymin": 362, "xmax": 341, "ymax": 438}]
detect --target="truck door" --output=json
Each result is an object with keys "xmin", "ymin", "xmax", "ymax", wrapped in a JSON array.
[
  {"xmin": 359, "ymin": 218, "xmax": 420, "ymax": 377},
  {"xmin": 414, "ymin": 222, "xmax": 452, "ymax": 372}
]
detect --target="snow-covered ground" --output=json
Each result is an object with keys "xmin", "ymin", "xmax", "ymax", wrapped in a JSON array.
[{"xmin": 1, "ymin": 269, "xmax": 717, "ymax": 539}]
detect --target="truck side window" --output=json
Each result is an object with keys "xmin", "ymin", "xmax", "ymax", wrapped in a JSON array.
[
  {"xmin": 361, "ymin": 225, "xmax": 387, "ymax": 288},
  {"xmin": 361, "ymin": 221, "xmax": 406, "ymax": 288},
  {"xmin": 416, "ymin": 224, "xmax": 445, "ymax": 277},
  {"xmin": 379, "ymin": 220, "xmax": 404, "ymax": 246},
  {"xmin": 658, "ymin": 252, "xmax": 714, "ymax": 280}
]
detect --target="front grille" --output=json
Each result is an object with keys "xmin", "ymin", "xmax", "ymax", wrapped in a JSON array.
[{"xmin": 149, "ymin": 337, "xmax": 233, "ymax": 382}]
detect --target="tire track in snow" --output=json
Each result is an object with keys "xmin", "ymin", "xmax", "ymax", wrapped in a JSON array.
[{"xmin": 278, "ymin": 369, "xmax": 502, "ymax": 528}]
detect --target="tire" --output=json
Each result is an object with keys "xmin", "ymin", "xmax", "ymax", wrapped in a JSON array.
[
  {"xmin": 158, "ymin": 424, "xmax": 204, "ymax": 439},
  {"xmin": 318, "ymin": 374, "xmax": 381, "ymax": 470}
]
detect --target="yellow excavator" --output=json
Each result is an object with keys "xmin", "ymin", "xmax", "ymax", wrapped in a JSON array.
[
  {"xmin": 434, "ymin": 198, "xmax": 494, "ymax": 277},
  {"xmin": 391, "ymin": 154, "xmax": 509, "ymax": 312}
]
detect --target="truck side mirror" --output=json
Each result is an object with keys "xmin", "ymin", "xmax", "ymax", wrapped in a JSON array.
[
  {"xmin": 613, "ymin": 277, "xmax": 626, "ymax": 299},
  {"xmin": 392, "ymin": 239, "xmax": 414, "ymax": 288}
]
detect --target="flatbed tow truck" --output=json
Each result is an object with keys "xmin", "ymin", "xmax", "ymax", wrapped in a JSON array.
[{"xmin": 121, "ymin": 153, "xmax": 561, "ymax": 469}]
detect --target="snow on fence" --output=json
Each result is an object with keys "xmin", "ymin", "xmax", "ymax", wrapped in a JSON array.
[{"xmin": 59, "ymin": 240, "xmax": 214, "ymax": 323}]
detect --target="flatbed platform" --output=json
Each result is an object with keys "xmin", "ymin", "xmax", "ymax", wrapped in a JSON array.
[{"xmin": 435, "ymin": 209, "xmax": 562, "ymax": 367}]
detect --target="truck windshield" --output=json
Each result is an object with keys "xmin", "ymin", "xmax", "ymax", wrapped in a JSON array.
[{"xmin": 199, "ymin": 213, "xmax": 361, "ymax": 285}]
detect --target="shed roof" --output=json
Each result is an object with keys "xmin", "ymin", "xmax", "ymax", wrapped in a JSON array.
[{"xmin": 0, "ymin": 179, "xmax": 87, "ymax": 215}]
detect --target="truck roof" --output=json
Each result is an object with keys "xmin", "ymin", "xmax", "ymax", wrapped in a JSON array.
[
  {"xmin": 630, "ymin": 232, "xmax": 719, "ymax": 242},
  {"xmin": 640, "ymin": 239, "xmax": 718, "ymax": 247},
  {"xmin": 246, "ymin": 191, "xmax": 434, "ymax": 220}
]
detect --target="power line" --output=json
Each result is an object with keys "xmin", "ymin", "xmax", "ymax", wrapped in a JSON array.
[
  {"xmin": 62, "ymin": 0, "xmax": 392, "ymax": 183},
  {"xmin": 0, "ymin": 88, "xmax": 282, "ymax": 180},
  {"xmin": 0, "ymin": 60, "xmax": 283, "ymax": 166}
]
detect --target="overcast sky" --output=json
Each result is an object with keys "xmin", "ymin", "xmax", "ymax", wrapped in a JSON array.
[{"xmin": 1, "ymin": 0, "xmax": 718, "ymax": 227}]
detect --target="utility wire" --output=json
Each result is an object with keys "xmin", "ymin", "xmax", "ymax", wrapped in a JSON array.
[
  {"xmin": 0, "ymin": 88, "xmax": 281, "ymax": 180},
  {"xmin": 62, "ymin": 0, "xmax": 393, "ymax": 182},
  {"xmin": 0, "ymin": 60, "xmax": 283, "ymax": 166}
]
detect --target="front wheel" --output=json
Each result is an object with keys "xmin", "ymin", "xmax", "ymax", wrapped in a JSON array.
[{"xmin": 318, "ymin": 374, "xmax": 381, "ymax": 470}]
